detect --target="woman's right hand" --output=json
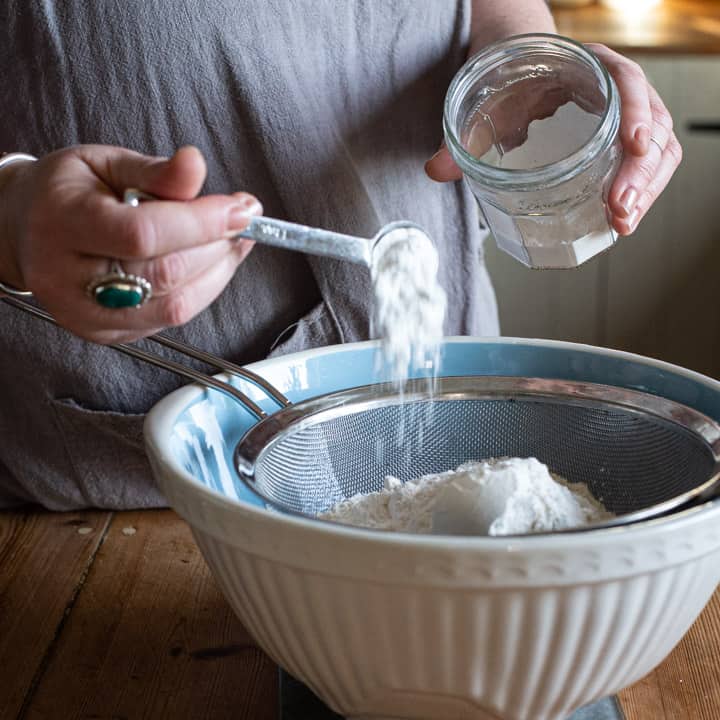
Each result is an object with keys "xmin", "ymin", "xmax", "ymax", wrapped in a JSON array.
[{"xmin": 0, "ymin": 145, "xmax": 262, "ymax": 344}]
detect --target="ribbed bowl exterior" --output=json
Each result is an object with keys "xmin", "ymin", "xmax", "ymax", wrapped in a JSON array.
[
  {"xmin": 144, "ymin": 338, "xmax": 720, "ymax": 720},
  {"xmin": 187, "ymin": 515, "xmax": 720, "ymax": 720}
]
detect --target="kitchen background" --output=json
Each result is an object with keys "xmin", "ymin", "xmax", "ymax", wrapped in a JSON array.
[{"xmin": 489, "ymin": 0, "xmax": 720, "ymax": 377}]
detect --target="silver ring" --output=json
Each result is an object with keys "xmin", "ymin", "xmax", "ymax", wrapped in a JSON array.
[
  {"xmin": 86, "ymin": 260, "xmax": 153, "ymax": 310},
  {"xmin": 649, "ymin": 135, "xmax": 665, "ymax": 154},
  {"xmin": 84, "ymin": 189, "xmax": 156, "ymax": 309},
  {"xmin": 124, "ymin": 187, "xmax": 155, "ymax": 207}
]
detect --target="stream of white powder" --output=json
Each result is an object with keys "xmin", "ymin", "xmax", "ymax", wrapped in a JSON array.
[
  {"xmin": 371, "ymin": 226, "xmax": 447, "ymax": 383},
  {"xmin": 362, "ymin": 233, "xmax": 615, "ymax": 536}
]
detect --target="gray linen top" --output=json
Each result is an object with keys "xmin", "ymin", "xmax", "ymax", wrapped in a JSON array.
[{"xmin": 0, "ymin": 0, "xmax": 499, "ymax": 510}]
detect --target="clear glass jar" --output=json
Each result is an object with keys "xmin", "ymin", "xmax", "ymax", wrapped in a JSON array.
[{"xmin": 444, "ymin": 34, "xmax": 622, "ymax": 269}]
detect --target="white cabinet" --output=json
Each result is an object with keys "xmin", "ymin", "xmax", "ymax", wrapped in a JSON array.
[{"xmin": 486, "ymin": 56, "xmax": 720, "ymax": 377}]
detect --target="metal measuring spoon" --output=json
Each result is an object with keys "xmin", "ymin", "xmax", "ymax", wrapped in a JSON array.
[
  {"xmin": 226, "ymin": 217, "xmax": 431, "ymax": 266},
  {"xmin": 124, "ymin": 189, "xmax": 429, "ymax": 266}
]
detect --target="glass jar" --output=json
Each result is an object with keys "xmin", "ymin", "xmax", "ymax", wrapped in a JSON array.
[{"xmin": 444, "ymin": 34, "xmax": 622, "ymax": 269}]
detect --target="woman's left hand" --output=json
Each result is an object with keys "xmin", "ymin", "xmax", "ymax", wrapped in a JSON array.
[
  {"xmin": 426, "ymin": 42, "xmax": 682, "ymax": 237},
  {"xmin": 586, "ymin": 44, "xmax": 682, "ymax": 235}
]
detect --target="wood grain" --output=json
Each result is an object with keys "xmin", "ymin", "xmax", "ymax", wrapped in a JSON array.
[
  {"xmin": 4, "ymin": 508, "xmax": 720, "ymax": 718},
  {"xmin": 553, "ymin": 0, "xmax": 720, "ymax": 54},
  {"xmin": 619, "ymin": 586, "xmax": 720, "ymax": 719},
  {"xmin": 0, "ymin": 509, "xmax": 112, "ymax": 719},
  {"xmin": 20, "ymin": 510, "xmax": 278, "ymax": 720}
]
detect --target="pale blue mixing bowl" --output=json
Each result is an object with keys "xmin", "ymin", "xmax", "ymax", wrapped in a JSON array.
[
  {"xmin": 143, "ymin": 338, "xmax": 720, "ymax": 720},
  {"xmin": 148, "ymin": 337, "xmax": 720, "ymax": 509}
]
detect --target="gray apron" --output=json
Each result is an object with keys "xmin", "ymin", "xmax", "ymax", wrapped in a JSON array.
[{"xmin": 0, "ymin": 0, "xmax": 498, "ymax": 510}]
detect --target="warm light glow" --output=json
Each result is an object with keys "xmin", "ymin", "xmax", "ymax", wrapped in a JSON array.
[{"xmin": 600, "ymin": 0, "xmax": 662, "ymax": 16}]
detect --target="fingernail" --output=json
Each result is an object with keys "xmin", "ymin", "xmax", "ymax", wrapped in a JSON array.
[
  {"xmin": 634, "ymin": 124, "xmax": 651, "ymax": 154},
  {"xmin": 618, "ymin": 186, "xmax": 638, "ymax": 217},
  {"xmin": 626, "ymin": 208, "xmax": 640, "ymax": 234},
  {"xmin": 228, "ymin": 196, "xmax": 262, "ymax": 228}
]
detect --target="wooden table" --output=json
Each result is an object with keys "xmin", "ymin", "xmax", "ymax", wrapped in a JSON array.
[{"xmin": 2, "ymin": 509, "xmax": 719, "ymax": 719}]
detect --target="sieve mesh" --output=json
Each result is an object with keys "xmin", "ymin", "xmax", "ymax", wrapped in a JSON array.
[{"xmin": 244, "ymin": 389, "xmax": 718, "ymax": 518}]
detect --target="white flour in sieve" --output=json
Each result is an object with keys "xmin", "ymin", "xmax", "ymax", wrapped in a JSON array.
[
  {"xmin": 371, "ymin": 226, "xmax": 447, "ymax": 382},
  {"xmin": 319, "ymin": 457, "xmax": 614, "ymax": 536}
]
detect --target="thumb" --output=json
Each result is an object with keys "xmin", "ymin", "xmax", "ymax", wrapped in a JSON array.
[
  {"xmin": 83, "ymin": 145, "xmax": 208, "ymax": 201},
  {"xmin": 424, "ymin": 142, "xmax": 463, "ymax": 183}
]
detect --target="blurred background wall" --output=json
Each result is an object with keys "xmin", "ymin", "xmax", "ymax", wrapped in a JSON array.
[{"xmin": 489, "ymin": 0, "xmax": 720, "ymax": 377}]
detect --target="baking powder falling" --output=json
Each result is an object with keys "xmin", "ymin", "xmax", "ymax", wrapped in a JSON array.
[{"xmin": 371, "ymin": 226, "xmax": 447, "ymax": 382}]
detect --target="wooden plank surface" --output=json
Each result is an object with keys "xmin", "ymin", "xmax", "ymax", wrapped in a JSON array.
[
  {"xmin": 0, "ymin": 510, "xmax": 111, "ymax": 719},
  {"xmin": 18, "ymin": 510, "xmax": 277, "ymax": 720},
  {"xmin": 553, "ymin": 0, "xmax": 720, "ymax": 54},
  {"xmin": 3, "ymin": 508, "xmax": 720, "ymax": 718}
]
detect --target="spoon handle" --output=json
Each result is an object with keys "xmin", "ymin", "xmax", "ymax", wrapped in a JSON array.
[
  {"xmin": 124, "ymin": 188, "xmax": 375, "ymax": 265},
  {"xmin": 226, "ymin": 216, "xmax": 373, "ymax": 266}
]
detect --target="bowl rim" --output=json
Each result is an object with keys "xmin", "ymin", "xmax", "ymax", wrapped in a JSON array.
[{"xmin": 144, "ymin": 336, "xmax": 720, "ymax": 550}]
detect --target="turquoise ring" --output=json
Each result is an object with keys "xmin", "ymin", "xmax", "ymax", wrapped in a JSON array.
[
  {"xmin": 86, "ymin": 261, "xmax": 152, "ymax": 309},
  {"xmin": 87, "ymin": 189, "xmax": 154, "ymax": 309}
]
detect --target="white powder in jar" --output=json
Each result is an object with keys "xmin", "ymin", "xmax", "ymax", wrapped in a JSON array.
[
  {"xmin": 371, "ymin": 226, "xmax": 447, "ymax": 382},
  {"xmin": 319, "ymin": 457, "xmax": 614, "ymax": 536}
]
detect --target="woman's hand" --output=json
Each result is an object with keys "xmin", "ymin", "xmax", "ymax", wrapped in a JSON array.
[
  {"xmin": 586, "ymin": 44, "xmax": 681, "ymax": 235},
  {"xmin": 0, "ymin": 145, "xmax": 261, "ymax": 344},
  {"xmin": 425, "ymin": 42, "xmax": 682, "ymax": 237}
]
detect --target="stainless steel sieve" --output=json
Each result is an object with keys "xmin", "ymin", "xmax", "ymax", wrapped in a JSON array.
[
  {"xmin": 5, "ymin": 293, "xmax": 720, "ymax": 533},
  {"xmin": 233, "ymin": 375, "xmax": 720, "ymax": 530}
]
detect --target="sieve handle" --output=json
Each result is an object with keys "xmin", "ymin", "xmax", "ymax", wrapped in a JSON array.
[
  {"xmin": 124, "ymin": 189, "xmax": 374, "ymax": 266},
  {"xmin": 145, "ymin": 333, "xmax": 290, "ymax": 410},
  {"xmin": 0, "ymin": 294, "xmax": 293, "ymax": 420}
]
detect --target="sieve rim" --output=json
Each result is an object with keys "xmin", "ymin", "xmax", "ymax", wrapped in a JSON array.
[{"xmin": 234, "ymin": 375, "xmax": 720, "ymax": 534}]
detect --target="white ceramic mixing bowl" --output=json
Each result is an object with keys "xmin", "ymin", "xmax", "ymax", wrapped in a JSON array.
[{"xmin": 144, "ymin": 338, "xmax": 720, "ymax": 720}]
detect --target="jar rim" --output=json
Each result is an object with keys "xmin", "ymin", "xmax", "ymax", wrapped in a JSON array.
[{"xmin": 443, "ymin": 33, "xmax": 620, "ymax": 191}]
